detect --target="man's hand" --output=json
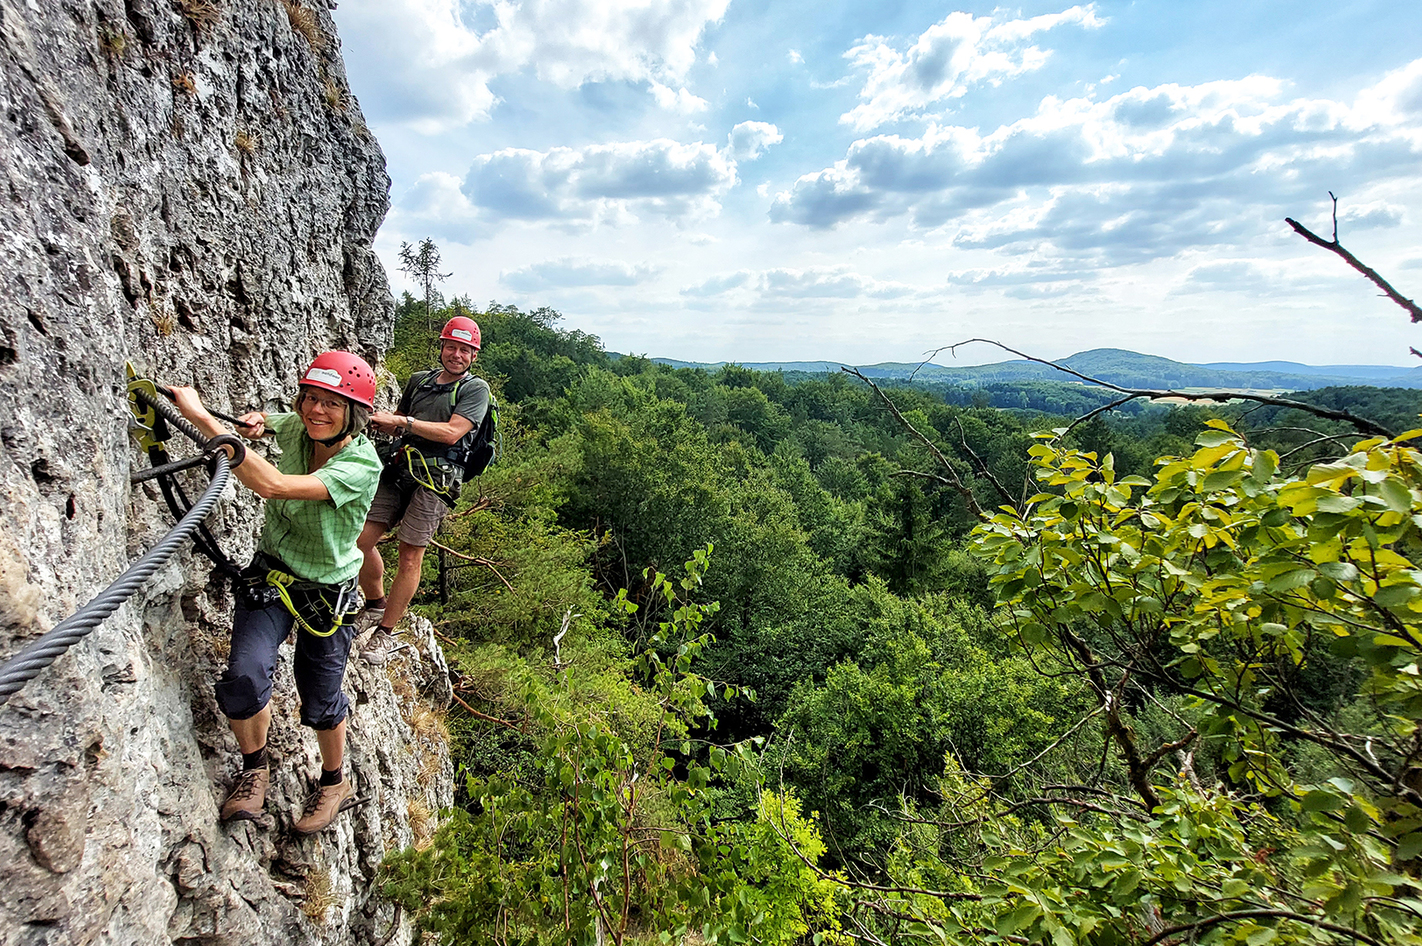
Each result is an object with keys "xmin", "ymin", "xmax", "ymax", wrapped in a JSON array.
[{"xmin": 370, "ymin": 410, "xmax": 405, "ymax": 435}]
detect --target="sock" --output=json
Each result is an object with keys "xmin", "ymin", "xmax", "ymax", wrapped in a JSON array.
[
  {"xmin": 319, "ymin": 765, "xmax": 343, "ymax": 787},
  {"xmin": 242, "ymin": 745, "xmax": 269, "ymax": 770},
  {"xmin": 365, "ymin": 596, "xmax": 387, "ymax": 611}
]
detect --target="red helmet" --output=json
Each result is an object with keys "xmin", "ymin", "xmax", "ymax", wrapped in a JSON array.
[
  {"xmin": 440, "ymin": 316, "xmax": 481, "ymax": 350},
  {"xmin": 299, "ymin": 351, "xmax": 376, "ymax": 409}
]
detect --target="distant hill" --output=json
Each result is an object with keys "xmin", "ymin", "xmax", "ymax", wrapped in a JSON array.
[{"xmin": 646, "ymin": 349, "xmax": 1422, "ymax": 391}]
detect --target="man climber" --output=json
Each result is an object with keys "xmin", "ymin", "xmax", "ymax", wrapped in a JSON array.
[{"xmin": 353, "ymin": 316, "xmax": 490, "ymax": 663}]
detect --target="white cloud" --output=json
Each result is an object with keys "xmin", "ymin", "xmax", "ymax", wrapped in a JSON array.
[
  {"xmin": 502, "ymin": 257, "xmax": 661, "ymax": 290},
  {"xmin": 462, "ymin": 138, "xmax": 738, "ymax": 225},
  {"xmin": 681, "ymin": 266, "xmax": 920, "ymax": 299},
  {"xmin": 393, "ymin": 171, "xmax": 485, "ymax": 241},
  {"xmin": 727, "ymin": 121, "xmax": 784, "ymax": 161},
  {"xmin": 1173, "ymin": 257, "xmax": 1356, "ymax": 297},
  {"xmin": 335, "ymin": 0, "xmax": 730, "ymax": 132},
  {"xmin": 681, "ymin": 271, "xmax": 750, "ymax": 296},
  {"xmin": 771, "ymin": 64, "xmax": 1422, "ymax": 268},
  {"xmin": 650, "ymin": 82, "xmax": 710, "ymax": 113},
  {"xmin": 1337, "ymin": 200, "xmax": 1406, "ymax": 229},
  {"xmin": 841, "ymin": 5, "xmax": 1105, "ymax": 131},
  {"xmin": 788, "ymin": 49, "xmax": 803, "ymax": 64}
]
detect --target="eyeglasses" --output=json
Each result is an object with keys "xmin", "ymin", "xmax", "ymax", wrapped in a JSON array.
[{"xmin": 301, "ymin": 393, "xmax": 348, "ymax": 414}]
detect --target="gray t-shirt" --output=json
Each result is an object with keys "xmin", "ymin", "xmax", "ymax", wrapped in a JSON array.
[{"xmin": 398, "ymin": 371, "xmax": 489, "ymax": 455}]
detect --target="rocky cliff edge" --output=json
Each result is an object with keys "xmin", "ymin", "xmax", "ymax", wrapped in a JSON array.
[{"xmin": 0, "ymin": 2, "xmax": 453, "ymax": 943}]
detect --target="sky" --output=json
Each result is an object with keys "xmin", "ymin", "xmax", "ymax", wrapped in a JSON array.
[{"xmin": 331, "ymin": 0, "xmax": 1422, "ymax": 367}]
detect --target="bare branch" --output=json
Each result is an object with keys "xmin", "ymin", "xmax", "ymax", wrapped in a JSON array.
[
  {"xmin": 953, "ymin": 416, "xmax": 1016, "ymax": 506},
  {"xmin": 843, "ymin": 367, "xmax": 986, "ymax": 518},
  {"xmin": 1286, "ymin": 210, "xmax": 1422, "ymax": 324},
  {"xmin": 449, "ymin": 691, "xmax": 526, "ymax": 734},
  {"xmin": 944, "ymin": 339, "xmax": 1393, "ymax": 438},
  {"xmin": 1143, "ymin": 909, "xmax": 1389, "ymax": 946},
  {"xmin": 1059, "ymin": 393, "xmax": 1147, "ymax": 440},
  {"xmin": 429, "ymin": 538, "xmax": 515, "ymax": 593}
]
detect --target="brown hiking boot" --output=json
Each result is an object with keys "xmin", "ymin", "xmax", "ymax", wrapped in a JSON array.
[
  {"xmin": 352, "ymin": 604, "xmax": 386, "ymax": 637},
  {"xmin": 292, "ymin": 778, "xmax": 356, "ymax": 835},
  {"xmin": 221, "ymin": 767, "xmax": 269, "ymax": 822},
  {"xmin": 359, "ymin": 626, "xmax": 403, "ymax": 666}
]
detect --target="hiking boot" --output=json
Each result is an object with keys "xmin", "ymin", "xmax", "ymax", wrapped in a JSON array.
[
  {"xmin": 221, "ymin": 767, "xmax": 269, "ymax": 822},
  {"xmin": 292, "ymin": 778, "xmax": 356, "ymax": 835},
  {"xmin": 359, "ymin": 626, "xmax": 398, "ymax": 666},
  {"xmin": 352, "ymin": 604, "xmax": 386, "ymax": 636}
]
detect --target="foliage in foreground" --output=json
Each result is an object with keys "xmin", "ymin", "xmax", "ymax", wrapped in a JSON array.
[
  {"xmin": 957, "ymin": 420, "xmax": 1422, "ymax": 945},
  {"xmin": 382, "ymin": 550, "xmax": 846, "ymax": 945}
]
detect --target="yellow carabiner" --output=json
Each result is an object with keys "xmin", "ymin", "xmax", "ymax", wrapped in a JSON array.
[{"xmin": 125, "ymin": 362, "xmax": 167, "ymax": 451}]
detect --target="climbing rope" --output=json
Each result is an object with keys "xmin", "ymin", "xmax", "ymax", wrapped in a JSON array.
[{"xmin": 0, "ymin": 380, "xmax": 246, "ymax": 707}]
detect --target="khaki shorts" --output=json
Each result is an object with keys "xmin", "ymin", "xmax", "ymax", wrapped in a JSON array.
[{"xmin": 366, "ymin": 480, "xmax": 449, "ymax": 548}]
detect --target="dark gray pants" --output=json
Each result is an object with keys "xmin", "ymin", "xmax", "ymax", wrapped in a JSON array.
[{"xmin": 214, "ymin": 599, "xmax": 355, "ymax": 730}]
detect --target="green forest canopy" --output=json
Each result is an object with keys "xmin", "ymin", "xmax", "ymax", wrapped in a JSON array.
[{"xmin": 377, "ymin": 293, "xmax": 1422, "ymax": 946}]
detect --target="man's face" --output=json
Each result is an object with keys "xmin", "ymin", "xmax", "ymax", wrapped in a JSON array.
[{"xmin": 440, "ymin": 340, "xmax": 477, "ymax": 375}]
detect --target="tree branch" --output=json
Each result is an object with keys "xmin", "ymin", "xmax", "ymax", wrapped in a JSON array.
[
  {"xmin": 1143, "ymin": 909, "xmax": 1388, "ymax": 946},
  {"xmin": 953, "ymin": 416, "xmax": 1016, "ymax": 506},
  {"xmin": 843, "ymin": 367, "xmax": 986, "ymax": 518},
  {"xmin": 1286, "ymin": 205, "xmax": 1422, "ymax": 325},
  {"xmin": 938, "ymin": 339, "xmax": 1393, "ymax": 438},
  {"xmin": 429, "ymin": 538, "xmax": 516, "ymax": 593}
]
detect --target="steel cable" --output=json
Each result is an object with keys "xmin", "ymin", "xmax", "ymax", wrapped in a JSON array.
[{"xmin": 0, "ymin": 387, "xmax": 243, "ymax": 707}]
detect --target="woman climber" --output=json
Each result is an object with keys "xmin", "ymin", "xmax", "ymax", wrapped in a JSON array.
[{"xmin": 171, "ymin": 351, "xmax": 382, "ymax": 834}]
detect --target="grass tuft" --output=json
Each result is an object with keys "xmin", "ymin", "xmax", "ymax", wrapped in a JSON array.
[
  {"xmin": 176, "ymin": 0, "xmax": 221, "ymax": 33},
  {"xmin": 322, "ymin": 77, "xmax": 347, "ymax": 112},
  {"xmin": 281, "ymin": 1, "xmax": 326, "ymax": 49},
  {"xmin": 99, "ymin": 27, "xmax": 127, "ymax": 59},
  {"xmin": 301, "ymin": 867, "xmax": 339, "ymax": 921}
]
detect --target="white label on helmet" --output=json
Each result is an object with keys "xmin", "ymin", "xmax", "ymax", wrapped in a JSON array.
[
  {"xmin": 305, "ymin": 367, "xmax": 343, "ymax": 387},
  {"xmin": 450, "ymin": 328, "xmax": 473, "ymax": 342}
]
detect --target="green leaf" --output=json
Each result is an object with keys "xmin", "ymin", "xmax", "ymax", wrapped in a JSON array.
[
  {"xmin": 1203, "ymin": 469, "xmax": 1244, "ymax": 491},
  {"xmin": 996, "ymin": 904, "xmax": 1041, "ymax": 935},
  {"xmin": 1344, "ymin": 804, "xmax": 1372, "ymax": 833},
  {"xmin": 1196, "ymin": 430, "xmax": 1236, "ymax": 447},
  {"xmin": 1246, "ymin": 927, "xmax": 1278, "ymax": 946},
  {"xmin": 1266, "ymin": 569, "xmax": 1315, "ymax": 593},
  {"xmin": 1253, "ymin": 451, "xmax": 1279, "ymax": 480},
  {"xmin": 1373, "ymin": 584, "xmax": 1419, "ymax": 608},
  {"xmin": 1301, "ymin": 790, "xmax": 1345, "ymax": 812},
  {"xmin": 1315, "ymin": 493, "xmax": 1361, "ymax": 514},
  {"xmin": 1262, "ymin": 508, "xmax": 1292, "ymax": 527},
  {"xmin": 1378, "ymin": 477, "xmax": 1415, "ymax": 513},
  {"xmin": 1221, "ymin": 878, "xmax": 1250, "ymax": 898},
  {"xmin": 1317, "ymin": 561, "xmax": 1359, "ymax": 582}
]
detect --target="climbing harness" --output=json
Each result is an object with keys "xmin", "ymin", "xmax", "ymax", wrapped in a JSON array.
[
  {"xmin": 380, "ymin": 370, "xmax": 501, "ymax": 510},
  {"xmin": 0, "ymin": 369, "xmax": 248, "ymax": 707},
  {"xmin": 240, "ymin": 553, "xmax": 358, "ymax": 638},
  {"xmin": 400, "ymin": 443, "xmax": 460, "ymax": 496}
]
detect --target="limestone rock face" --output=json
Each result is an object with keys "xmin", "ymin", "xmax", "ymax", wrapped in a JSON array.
[{"xmin": 0, "ymin": 2, "xmax": 452, "ymax": 944}]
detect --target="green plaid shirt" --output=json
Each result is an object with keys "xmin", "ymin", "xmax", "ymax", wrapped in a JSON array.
[{"xmin": 256, "ymin": 413, "xmax": 381, "ymax": 585}]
